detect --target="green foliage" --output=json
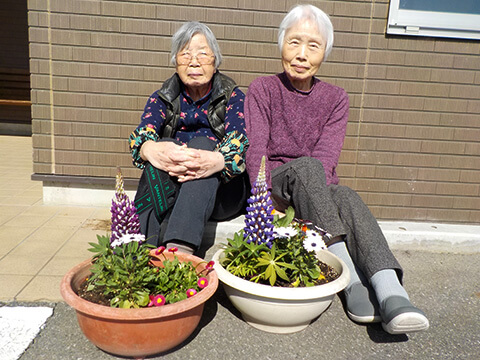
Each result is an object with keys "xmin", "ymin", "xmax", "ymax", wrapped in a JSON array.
[
  {"xmin": 149, "ymin": 255, "xmax": 201, "ymax": 304},
  {"xmin": 221, "ymin": 207, "xmax": 325, "ymax": 287},
  {"xmin": 274, "ymin": 206, "xmax": 295, "ymax": 227},
  {"xmin": 86, "ymin": 235, "xmax": 203, "ymax": 308}
]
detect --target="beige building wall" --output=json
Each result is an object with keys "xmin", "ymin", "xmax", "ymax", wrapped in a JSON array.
[{"xmin": 27, "ymin": 0, "xmax": 480, "ymax": 223}]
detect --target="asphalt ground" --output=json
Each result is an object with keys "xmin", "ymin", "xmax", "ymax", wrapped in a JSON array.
[{"xmin": 7, "ymin": 244, "xmax": 480, "ymax": 360}]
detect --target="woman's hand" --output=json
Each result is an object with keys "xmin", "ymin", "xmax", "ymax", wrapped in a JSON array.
[
  {"xmin": 140, "ymin": 140, "xmax": 199, "ymax": 176},
  {"xmin": 140, "ymin": 141, "xmax": 224, "ymax": 181},
  {"xmin": 177, "ymin": 149, "xmax": 225, "ymax": 182}
]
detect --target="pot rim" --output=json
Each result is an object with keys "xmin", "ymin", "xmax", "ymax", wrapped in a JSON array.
[
  {"xmin": 60, "ymin": 252, "xmax": 218, "ymax": 320},
  {"xmin": 213, "ymin": 248, "xmax": 350, "ymax": 300}
]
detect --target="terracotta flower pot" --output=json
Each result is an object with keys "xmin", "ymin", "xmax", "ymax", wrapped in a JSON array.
[
  {"xmin": 60, "ymin": 251, "xmax": 218, "ymax": 358},
  {"xmin": 213, "ymin": 249, "xmax": 350, "ymax": 334}
]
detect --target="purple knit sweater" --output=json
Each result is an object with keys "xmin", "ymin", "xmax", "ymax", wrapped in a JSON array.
[{"xmin": 245, "ymin": 72, "xmax": 349, "ymax": 188}]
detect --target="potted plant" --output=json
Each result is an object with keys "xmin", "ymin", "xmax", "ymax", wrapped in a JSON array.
[
  {"xmin": 213, "ymin": 157, "xmax": 350, "ymax": 333},
  {"xmin": 60, "ymin": 169, "xmax": 218, "ymax": 358}
]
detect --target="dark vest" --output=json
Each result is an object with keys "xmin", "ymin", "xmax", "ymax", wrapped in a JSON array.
[{"xmin": 156, "ymin": 72, "xmax": 238, "ymax": 140}]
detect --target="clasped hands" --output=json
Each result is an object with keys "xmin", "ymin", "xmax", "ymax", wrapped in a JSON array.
[{"xmin": 140, "ymin": 140, "xmax": 224, "ymax": 182}]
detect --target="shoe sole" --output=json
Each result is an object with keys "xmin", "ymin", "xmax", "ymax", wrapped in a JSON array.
[
  {"xmin": 347, "ymin": 310, "xmax": 382, "ymax": 324},
  {"xmin": 382, "ymin": 312, "xmax": 429, "ymax": 334}
]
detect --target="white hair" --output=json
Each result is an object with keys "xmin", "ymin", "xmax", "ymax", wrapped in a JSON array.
[
  {"xmin": 170, "ymin": 21, "xmax": 222, "ymax": 68},
  {"xmin": 278, "ymin": 4, "xmax": 334, "ymax": 60}
]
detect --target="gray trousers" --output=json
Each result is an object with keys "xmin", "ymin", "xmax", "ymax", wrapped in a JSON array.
[
  {"xmin": 138, "ymin": 137, "xmax": 249, "ymax": 250},
  {"xmin": 270, "ymin": 157, "xmax": 403, "ymax": 281}
]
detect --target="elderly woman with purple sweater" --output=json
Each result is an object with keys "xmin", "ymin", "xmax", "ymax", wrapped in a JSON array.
[{"xmin": 245, "ymin": 4, "xmax": 429, "ymax": 335}]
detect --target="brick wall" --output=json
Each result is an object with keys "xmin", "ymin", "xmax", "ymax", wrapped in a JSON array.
[{"xmin": 27, "ymin": 0, "xmax": 480, "ymax": 223}]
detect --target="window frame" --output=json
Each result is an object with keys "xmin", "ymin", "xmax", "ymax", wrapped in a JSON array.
[{"xmin": 386, "ymin": 0, "xmax": 480, "ymax": 40}]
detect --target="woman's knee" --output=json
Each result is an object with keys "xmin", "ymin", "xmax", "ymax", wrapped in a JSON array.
[
  {"xmin": 159, "ymin": 138, "xmax": 181, "ymax": 145},
  {"xmin": 292, "ymin": 157, "xmax": 325, "ymax": 172},
  {"xmin": 187, "ymin": 136, "xmax": 216, "ymax": 151},
  {"xmin": 271, "ymin": 157, "xmax": 327, "ymax": 201},
  {"xmin": 283, "ymin": 157, "xmax": 325, "ymax": 181},
  {"xmin": 290, "ymin": 157, "xmax": 326, "ymax": 186}
]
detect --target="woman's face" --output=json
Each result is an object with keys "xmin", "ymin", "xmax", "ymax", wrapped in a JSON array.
[
  {"xmin": 176, "ymin": 33, "xmax": 216, "ymax": 93},
  {"xmin": 281, "ymin": 20, "xmax": 326, "ymax": 91}
]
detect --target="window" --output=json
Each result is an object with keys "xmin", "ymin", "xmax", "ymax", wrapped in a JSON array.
[{"xmin": 387, "ymin": 0, "xmax": 480, "ymax": 40}]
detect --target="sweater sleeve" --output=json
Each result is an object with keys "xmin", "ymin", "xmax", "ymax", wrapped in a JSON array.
[
  {"xmin": 245, "ymin": 78, "xmax": 273, "ymax": 188},
  {"xmin": 215, "ymin": 131, "xmax": 249, "ymax": 182},
  {"xmin": 128, "ymin": 92, "xmax": 166, "ymax": 169},
  {"xmin": 311, "ymin": 89, "xmax": 349, "ymax": 185},
  {"xmin": 214, "ymin": 88, "xmax": 249, "ymax": 182}
]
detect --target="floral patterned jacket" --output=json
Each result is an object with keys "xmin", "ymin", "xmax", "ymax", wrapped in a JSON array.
[{"xmin": 129, "ymin": 72, "xmax": 249, "ymax": 182}]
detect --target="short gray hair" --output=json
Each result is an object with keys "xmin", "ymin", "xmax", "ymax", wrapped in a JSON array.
[
  {"xmin": 278, "ymin": 4, "xmax": 334, "ymax": 60},
  {"xmin": 170, "ymin": 21, "xmax": 222, "ymax": 68}
]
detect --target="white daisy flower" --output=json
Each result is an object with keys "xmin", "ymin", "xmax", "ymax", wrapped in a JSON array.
[
  {"xmin": 110, "ymin": 233, "xmax": 145, "ymax": 248},
  {"xmin": 303, "ymin": 230, "xmax": 326, "ymax": 252},
  {"xmin": 274, "ymin": 226, "xmax": 298, "ymax": 238}
]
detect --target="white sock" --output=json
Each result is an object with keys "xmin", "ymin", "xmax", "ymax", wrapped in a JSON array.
[
  {"xmin": 328, "ymin": 241, "xmax": 362, "ymax": 288},
  {"xmin": 370, "ymin": 269, "xmax": 409, "ymax": 308}
]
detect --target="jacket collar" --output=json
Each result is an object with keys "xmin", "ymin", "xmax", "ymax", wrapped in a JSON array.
[{"xmin": 160, "ymin": 71, "xmax": 230, "ymax": 103}]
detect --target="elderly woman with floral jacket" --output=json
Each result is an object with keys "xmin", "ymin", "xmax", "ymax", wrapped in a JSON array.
[{"xmin": 129, "ymin": 21, "xmax": 249, "ymax": 255}]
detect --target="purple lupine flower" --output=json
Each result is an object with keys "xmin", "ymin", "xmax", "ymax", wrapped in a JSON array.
[
  {"xmin": 243, "ymin": 156, "xmax": 275, "ymax": 247},
  {"xmin": 110, "ymin": 168, "xmax": 141, "ymax": 242}
]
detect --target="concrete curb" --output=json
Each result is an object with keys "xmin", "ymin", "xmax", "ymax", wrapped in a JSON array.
[
  {"xmin": 206, "ymin": 216, "xmax": 480, "ymax": 253},
  {"xmin": 379, "ymin": 221, "xmax": 480, "ymax": 253}
]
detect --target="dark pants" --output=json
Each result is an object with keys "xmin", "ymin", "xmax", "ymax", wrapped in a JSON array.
[
  {"xmin": 270, "ymin": 157, "xmax": 403, "ymax": 281},
  {"xmin": 138, "ymin": 137, "xmax": 249, "ymax": 250}
]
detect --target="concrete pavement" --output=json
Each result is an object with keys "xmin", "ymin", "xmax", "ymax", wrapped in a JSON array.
[
  {"xmin": 13, "ymin": 248, "xmax": 480, "ymax": 360},
  {"xmin": 1, "ymin": 136, "xmax": 479, "ymax": 359}
]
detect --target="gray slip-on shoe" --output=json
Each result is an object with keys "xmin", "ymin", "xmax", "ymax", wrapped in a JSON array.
[
  {"xmin": 345, "ymin": 282, "xmax": 382, "ymax": 323},
  {"xmin": 381, "ymin": 296, "xmax": 429, "ymax": 334}
]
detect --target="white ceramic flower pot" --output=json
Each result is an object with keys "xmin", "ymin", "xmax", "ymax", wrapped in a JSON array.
[{"xmin": 213, "ymin": 249, "xmax": 350, "ymax": 334}]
